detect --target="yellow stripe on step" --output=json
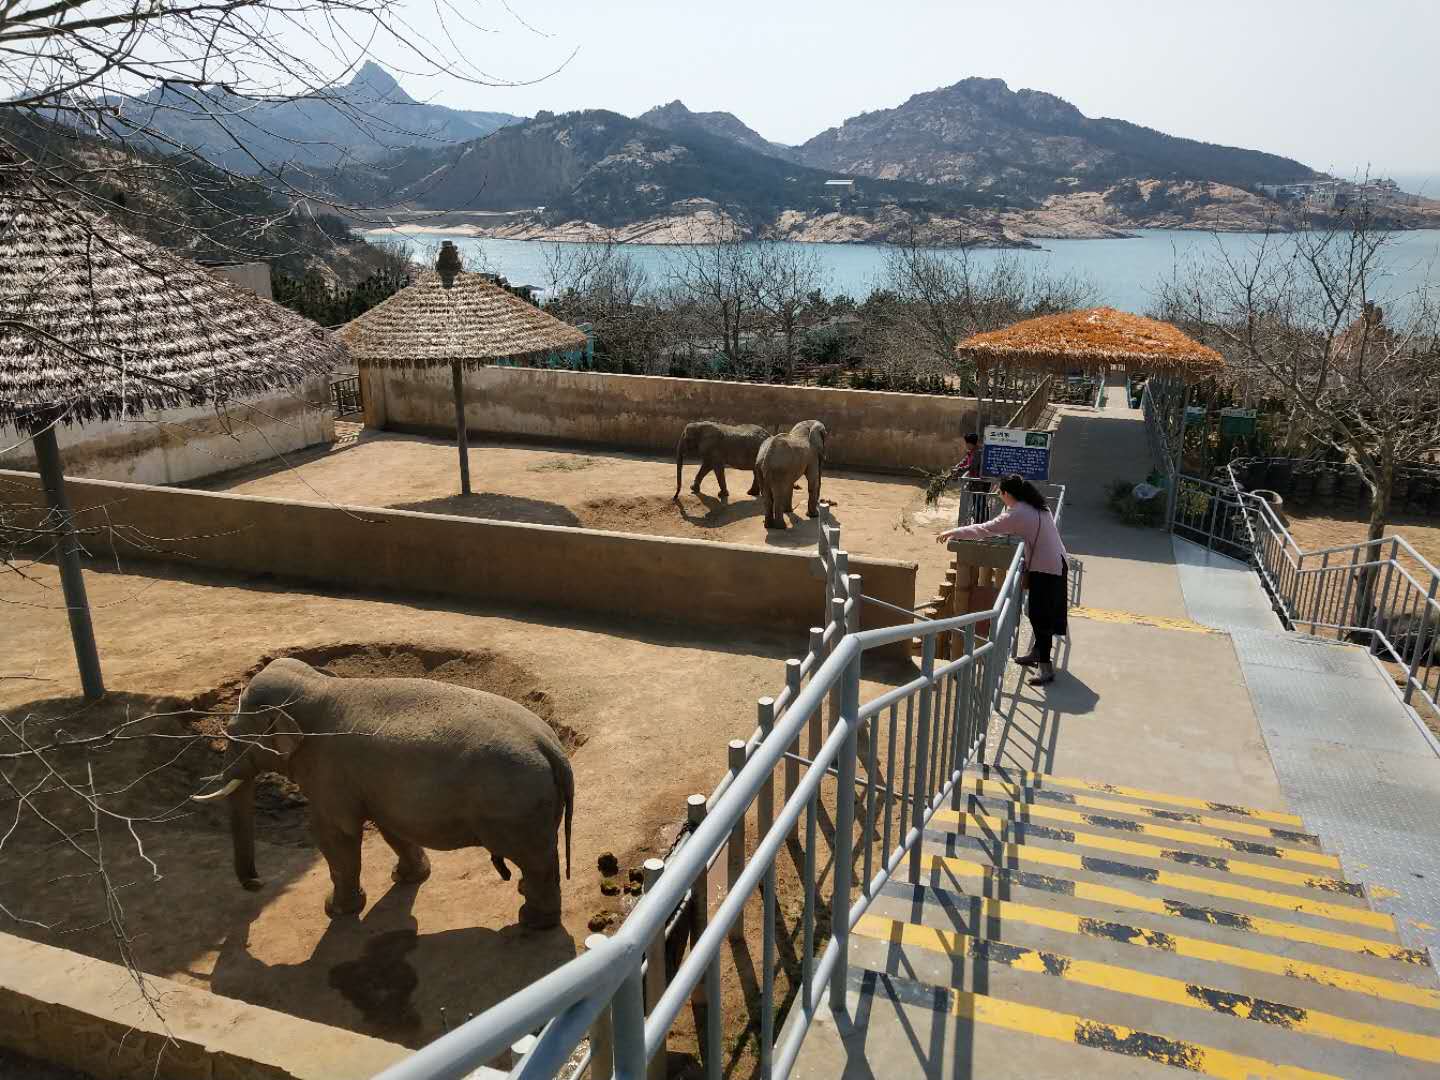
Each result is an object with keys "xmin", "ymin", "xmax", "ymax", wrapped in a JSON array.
[
  {"xmin": 970, "ymin": 765, "xmax": 1306, "ymax": 826},
  {"xmin": 951, "ymin": 989, "xmax": 1338, "ymax": 1080},
  {"xmin": 934, "ymin": 804, "xmax": 1341, "ymax": 871},
  {"xmin": 936, "ymin": 810, "xmax": 1359, "ymax": 895},
  {"xmin": 881, "ymin": 891, "xmax": 1440, "ymax": 1011},
  {"xmin": 858, "ymin": 915, "xmax": 1440, "ymax": 1063},
  {"xmin": 960, "ymin": 778, "xmax": 1321, "ymax": 846},
  {"xmin": 1069, "ymin": 605, "xmax": 1221, "ymax": 634},
  {"xmin": 924, "ymin": 839, "xmax": 1391, "ymax": 930},
  {"xmin": 921, "ymin": 853, "xmax": 1419, "ymax": 962}
]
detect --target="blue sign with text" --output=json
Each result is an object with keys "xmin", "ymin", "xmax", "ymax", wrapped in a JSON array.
[{"xmin": 981, "ymin": 427, "xmax": 1052, "ymax": 481}]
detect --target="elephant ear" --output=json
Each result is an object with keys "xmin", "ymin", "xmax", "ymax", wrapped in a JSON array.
[{"xmin": 256, "ymin": 709, "xmax": 304, "ymax": 767}]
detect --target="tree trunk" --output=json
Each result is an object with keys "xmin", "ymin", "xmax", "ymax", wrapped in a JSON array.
[{"xmin": 1355, "ymin": 446, "xmax": 1395, "ymax": 632}]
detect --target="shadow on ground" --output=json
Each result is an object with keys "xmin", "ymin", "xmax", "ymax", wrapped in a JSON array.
[{"xmin": 391, "ymin": 493, "xmax": 581, "ymax": 527}]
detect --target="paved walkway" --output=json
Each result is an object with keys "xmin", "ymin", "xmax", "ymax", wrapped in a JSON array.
[{"xmin": 794, "ymin": 378, "xmax": 1440, "ymax": 1079}]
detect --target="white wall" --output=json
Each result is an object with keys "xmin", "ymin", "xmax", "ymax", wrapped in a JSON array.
[{"xmin": 1, "ymin": 377, "xmax": 334, "ymax": 486}]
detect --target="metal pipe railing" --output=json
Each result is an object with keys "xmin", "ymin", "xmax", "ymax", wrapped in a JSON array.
[{"xmin": 375, "ymin": 503, "xmax": 1031, "ymax": 1080}]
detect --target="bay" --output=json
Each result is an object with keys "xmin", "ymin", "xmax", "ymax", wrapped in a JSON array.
[{"xmin": 368, "ymin": 228, "xmax": 1440, "ymax": 314}]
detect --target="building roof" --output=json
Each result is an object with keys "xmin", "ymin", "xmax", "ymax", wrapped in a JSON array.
[
  {"xmin": 0, "ymin": 186, "xmax": 347, "ymax": 431},
  {"xmin": 956, "ymin": 306, "xmax": 1225, "ymax": 382},
  {"xmin": 339, "ymin": 268, "xmax": 587, "ymax": 368}
]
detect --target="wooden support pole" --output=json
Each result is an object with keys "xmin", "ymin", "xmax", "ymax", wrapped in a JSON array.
[{"xmin": 452, "ymin": 360, "xmax": 471, "ymax": 496}]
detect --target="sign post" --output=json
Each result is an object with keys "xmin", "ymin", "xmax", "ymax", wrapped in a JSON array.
[{"xmin": 981, "ymin": 427, "xmax": 1052, "ymax": 481}]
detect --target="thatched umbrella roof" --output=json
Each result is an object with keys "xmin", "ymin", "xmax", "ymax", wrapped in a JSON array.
[
  {"xmin": 956, "ymin": 306, "xmax": 1224, "ymax": 382},
  {"xmin": 0, "ymin": 187, "xmax": 348, "ymax": 432},
  {"xmin": 339, "ymin": 264, "xmax": 587, "ymax": 367}
]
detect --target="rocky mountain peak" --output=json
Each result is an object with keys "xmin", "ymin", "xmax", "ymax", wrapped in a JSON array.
[{"xmin": 348, "ymin": 61, "xmax": 411, "ymax": 104}]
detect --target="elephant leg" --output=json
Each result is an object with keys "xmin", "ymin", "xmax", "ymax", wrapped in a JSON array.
[
  {"xmin": 515, "ymin": 846, "xmax": 563, "ymax": 930},
  {"xmin": 714, "ymin": 464, "xmax": 729, "ymax": 499},
  {"xmin": 806, "ymin": 462, "xmax": 821, "ymax": 518},
  {"xmin": 779, "ymin": 477, "xmax": 796, "ymax": 515},
  {"xmin": 763, "ymin": 482, "xmax": 784, "ymax": 529},
  {"xmin": 747, "ymin": 467, "xmax": 761, "ymax": 497},
  {"xmin": 691, "ymin": 460, "xmax": 713, "ymax": 494},
  {"xmin": 313, "ymin": 821, "xmax": 366, "ymax": 917},
  {"xmin": 379, "ymin": 825, "xmax": 431, "ymax": 885}
]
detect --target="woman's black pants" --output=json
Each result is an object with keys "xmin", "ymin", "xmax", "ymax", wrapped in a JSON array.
[{"xmin": 1026, "ymin": 569, "xmax": 1069, "ymax": 662}]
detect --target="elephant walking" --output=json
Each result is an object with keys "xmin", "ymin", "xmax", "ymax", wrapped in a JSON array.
[
  {"xmin": 193, "ymin": 658, "xmax": 574, "ymax": 930},
  {"xmin": 757, "ymin": 420, "xmax": 828, "ymax": 529},
  {"xmin": 674, "ymin": 420, "xmax": 769, "ymax": 501}
]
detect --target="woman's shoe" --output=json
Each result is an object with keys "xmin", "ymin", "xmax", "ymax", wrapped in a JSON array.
[
  {"xmin": 1014, "ymin": 653, "xmax": 1042, "ymax": 667},
  {"xmin": 1027, "ymin": 663, "xmax": 1055, "ymax": 687}
]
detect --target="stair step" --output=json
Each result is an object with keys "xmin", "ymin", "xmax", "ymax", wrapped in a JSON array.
[
  {"xmin": 868, "ymin": 880, "xmax": 1440, "ymax": 1014},
  {"xmin": 966, "ymin": 763, "xmax": 1306, "ymax": 828},
  {"xmin": 843, "ymin": 932, "xmax": 1435, "ymax": 1078},
  {"xmin": 923, "ymin": 816, "xmax": 1367, "ymax": 904},
  {"xmin": 916, "ymin": 835, "xmax": 1395, "ymax": 935},
  {"xmin": 908, "ymin": 853, "xmax": 1426, "ymax": 968},
  {"xmin": 955, "ymin": 775, "xmax": 1326, "ymax": 851}
]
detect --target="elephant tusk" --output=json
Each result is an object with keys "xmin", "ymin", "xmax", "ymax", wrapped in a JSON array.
[{"xmin": 191, "ymin": 777, "xmax": 243, "ymax": 803}]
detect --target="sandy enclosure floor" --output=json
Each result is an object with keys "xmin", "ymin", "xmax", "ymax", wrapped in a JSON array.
[
  {"xmin": 200, "ymin": 431, "xmax": 964, "ymax": 601},
  {"xmin": 1282, "ymin": 506, "xmax": 1440, "ymax": 576},
  {"xmin": 0, "ymin": 558, "xmax": 914, "ymax": 1059}
]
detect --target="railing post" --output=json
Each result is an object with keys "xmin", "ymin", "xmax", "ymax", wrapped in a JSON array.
[
  {"xmin": 757, "ymin": 697, "xmax": 776, "ymax": 845},
  {"xmin": 726, "ymin": 739, "xmax": 748, "ymax": 942},
  {"xmin": 784, "ymin": 659, "xmax": 803, "ymax": 823},
  {"xmin": 642, "ymin": 858, "xmax": 667, "ymax": 1080},
  {"xmin": 907, "ymin": 634, "xmax": 937, "ymax": 884},
  {"xmin": 686, "ymin": 795, "xmax": 708, "ymax": 954},
  {"xmin": 1406, "ymin": 578, "xmax": 1438, "ymax": 705},
  {"xmin": 806, "ymin": 628, "xmax": 824, "ymax": 760},
  {"xmin": 586, "ymin": 934, "xmax": 616, "ymax": 1080},
  {"xmin": 829, "ymin": 650, "xmax": 863, "ymax": 1011},
  {"xmin": 1311, "ymin": 551, "xmax": 1329, "ymax": 635},
  {"xmin": 828, "ymin": 596, "xmax": 847, "ymax": 733},
  {"xmin": 611, "ymin": 965, "xmax": 647, "ymax": 1080},
  {"xmin": 959, "ymin": 623, "xmax": 980, "ymax": 790}
]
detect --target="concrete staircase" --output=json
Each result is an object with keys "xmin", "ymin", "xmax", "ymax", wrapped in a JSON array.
[{"xmin": 798, "ymin": 764, "xmax": 1440, "ymax": 1079}]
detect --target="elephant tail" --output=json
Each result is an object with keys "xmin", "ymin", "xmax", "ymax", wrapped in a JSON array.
[
  {"xmin": 674, "ymin": 426, "xmax": 691, "ymax": 501},
  {"xmin": 543, "ymin": 742, "xmax": 574, "ymax": 880}
]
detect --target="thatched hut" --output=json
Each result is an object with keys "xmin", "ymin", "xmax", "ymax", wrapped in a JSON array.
[
  {"xmin": 955, "ymin": 306, "xmax": 1225, "ymax": 383},
  {"xmin": 0, "ymin": 185, "xmax": 348, "ymax": 697},
  {"xmin": 340, "ymin": 242, "xmax": 587, "ymax": 494}
]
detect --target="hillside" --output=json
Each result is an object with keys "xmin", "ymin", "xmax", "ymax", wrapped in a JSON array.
[
  {"xmin": 329, "ymin": 109, "xmax": 1028, "ymax": 244},
  {"xmin": 637, "ymin": 101, "xmax": 798, "ymax": 161},
  {"xmin": 115, "ymin": 62, "xmax": 520, "ymax": 173},
  {"xmin": 797, "ymin": 77, "xmax": 1318, "ymax": 197}
]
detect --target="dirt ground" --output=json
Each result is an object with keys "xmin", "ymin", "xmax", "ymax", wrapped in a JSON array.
[
  {"xmin": 1281, "ymin": 505, "xmax": 1440, "ymax": 575},
  {"xmin": 0, "ymin": 557, "xmax": 919, "ymax": 1071},
  {"xmin": 198, "ymin": 431, "xmax": 965, "ymax": 601}
]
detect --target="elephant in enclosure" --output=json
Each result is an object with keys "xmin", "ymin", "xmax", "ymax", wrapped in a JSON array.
[
  {"xmin": 757, "ymin": 420, "xmax": 828, "ymax": 529},
  {"xmin": 674, "ymin": 420, "xmax": 770, "ymax": 501},
  {"xmin": 192, "ymin": 658, "xmax": 574, "ymax": 929}
]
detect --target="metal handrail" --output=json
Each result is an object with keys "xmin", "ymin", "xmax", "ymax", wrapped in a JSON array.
[{"xmin": 376, "ymin": 507, "xmax": 1029, "ymax": 1080}]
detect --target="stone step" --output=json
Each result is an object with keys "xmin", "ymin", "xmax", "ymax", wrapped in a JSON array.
[
  {"xmin": 914, "ymin": 834, "xmax": 1398, "ymax": 940},
  {"xmin": 839, "ymin": 930, "xmax": 1438, "ymax": 1079},
  {"xmin": 863, "ymin": 885, "xmax": 1440, "ymax": 1032},
  {"xmin": 922, "ymin": 815, "xmax": 1370, "ymax": 907}
]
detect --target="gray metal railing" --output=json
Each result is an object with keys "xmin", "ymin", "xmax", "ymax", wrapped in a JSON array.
[
  {"xmin": 375, "ymin": 509, "xmax": 1029, "ymax": 1080},
  {"xmin": 956, "ymin": 480, "xmax": 1067, "ymax": 528}
]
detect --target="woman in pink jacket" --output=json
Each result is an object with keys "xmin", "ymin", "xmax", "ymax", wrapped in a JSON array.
[{"xmin": 936, "ymin": 474, "xmax": 1068, "ymax": 686}]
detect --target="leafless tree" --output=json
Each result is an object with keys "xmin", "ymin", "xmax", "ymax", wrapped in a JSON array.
[
  {"xmin": 878, "ymin": 233, "xmax": 1094, "ymax": 428},
  {"xmin": 542, "ymin": 238, "xmax": 675, "ymax": 371},
  {"xmin": 669, "ymin": 230, "xmax": 755, "ymax": 367},
  {"xmin": 749, "ymin": 241, "xmax": 828, "ymax": 377},
  {"xmin": 1157, "ymin": 213, "xmax": 1440, "ymax": 548}
]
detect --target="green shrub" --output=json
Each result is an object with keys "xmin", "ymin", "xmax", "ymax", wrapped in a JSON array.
[{"xmin": 1107, "ymin": 479, "xmax": 1166, "ymax": 527}]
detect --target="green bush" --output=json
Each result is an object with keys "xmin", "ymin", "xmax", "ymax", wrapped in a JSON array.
[{"xmin": 1107, "ymin": 479, "xmax": 1166, "ymax": 527}]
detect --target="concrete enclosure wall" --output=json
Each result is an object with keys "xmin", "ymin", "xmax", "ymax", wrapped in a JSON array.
[
  {"xmin": 0, "ymin": 377, "xmax": 334, "ymax": 487},
  {"xmin": 363, "ymin": 366, "xmax": 977, "ymax": 473},
  {"xmin": 1, "ymin": 471, "xmax": 917, "ymax": 643},
  {"xmin": 0, "ymin": 930, "xmax": 407, "ymax": 1080}
]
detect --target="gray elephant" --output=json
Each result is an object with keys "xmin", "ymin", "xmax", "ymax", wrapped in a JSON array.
[
  {"xmin": 192, "ymin": 658, "xmax": 574, "ymax": 930},
  {"xmin": 674, "ymin": 420, "xmax": 770, "ymax": 501},
  {"xmin": 757, "ymin": 420, "xmax": 828, "ymax": 529}
]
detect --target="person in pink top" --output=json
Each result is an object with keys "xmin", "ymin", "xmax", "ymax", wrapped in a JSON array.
[{"xmin": 935, "ymin": 474, "xmax": 1068, "ymax": 687}]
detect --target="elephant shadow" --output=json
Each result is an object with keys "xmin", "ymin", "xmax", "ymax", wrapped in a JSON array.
[
  {"xmin": 677, "ymin": 491, "xmax": 766, "ymax": 528},
  {"xmin": 208, "ymin": 882, "xmax": 577, "ymax": 1048},
  {"xmin": 761, "ymin": 502, "xmax": 837, "ymax": 549}
]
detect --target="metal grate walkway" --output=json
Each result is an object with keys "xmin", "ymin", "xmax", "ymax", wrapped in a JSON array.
[{"xmin": 1174, "ymin": 536, "xmax": 1440, "ymax": 962}]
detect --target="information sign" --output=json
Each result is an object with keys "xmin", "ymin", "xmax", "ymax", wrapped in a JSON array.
[
  {"xmin": 1219, "ymin": 407, "xmax": 1258, "ymax": 436},
  {"xmin": 981, "ymin": 426, "xmax": 1051, "ymax": 481}
]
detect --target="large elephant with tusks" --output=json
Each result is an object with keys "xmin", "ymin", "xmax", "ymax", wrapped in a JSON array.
[
  {"xmin": 192, "ymin": 658, "xmax": 574, "ymax": 929},
  {"xmin": 674, "ymin": 420, "xmax": 770, "ymax": 500},
  {"xmin": 757, "ymin": 420, "xmax": 828, "ymax": 529}
]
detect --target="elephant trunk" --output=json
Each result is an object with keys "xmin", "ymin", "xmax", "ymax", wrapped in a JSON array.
[{"xmin": 228, "ymin": 777, "xmax": 262, "ymax": 891}]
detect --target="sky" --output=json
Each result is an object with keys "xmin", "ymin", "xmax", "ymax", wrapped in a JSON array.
[{"xmin": 358, "ymin": 0, "xmax": 1440, "ymax": 182}]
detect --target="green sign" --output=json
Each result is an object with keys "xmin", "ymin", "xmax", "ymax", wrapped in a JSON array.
[
  {"xmin": 1219, "ymin": 408, "xmax": 1258, "ymax": 436},
  {"xmin": 1184, "ymin": 406, "xmax": 1207, "ymax": 426}
]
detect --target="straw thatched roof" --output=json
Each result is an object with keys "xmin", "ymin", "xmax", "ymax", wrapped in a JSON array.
[
  {"xmin": 0, "ymin": 187, "xmax": 348, "ymax": 431},
  {"xmin": 956, "ymin": 306, "xmax": 1224, "ymax": 382},
  {"xmin": 339, "ymin": 269, "xmax": 587, "ymax": 367}
]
